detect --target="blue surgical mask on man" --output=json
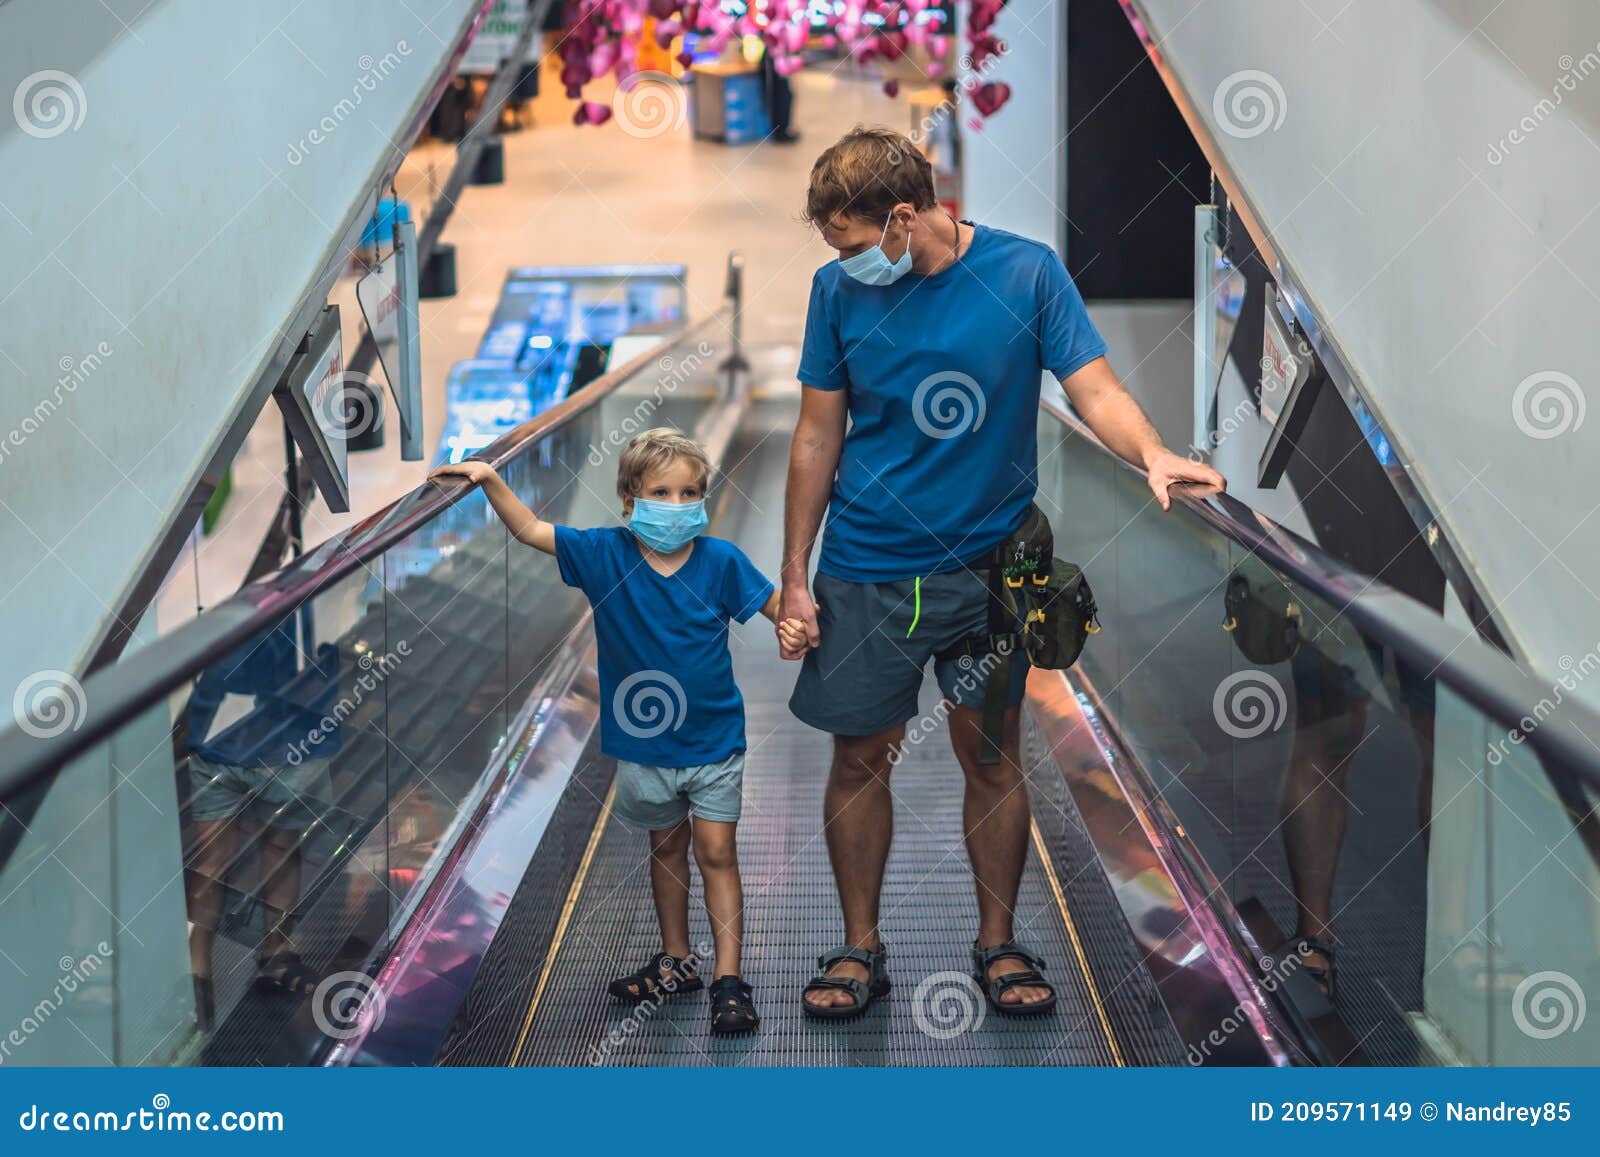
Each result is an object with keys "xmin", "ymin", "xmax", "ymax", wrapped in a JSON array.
[
  {"xmin": 838, "ymin": 211, "xmax": 914, "ymax": 286},
  {"xmin": 628, "ymin": 497, "xmax": 708, "ymax": 553}
]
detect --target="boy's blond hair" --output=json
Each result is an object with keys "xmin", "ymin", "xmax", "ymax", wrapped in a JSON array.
[{"xmin": 616, "ymin": 428, "xmax": 712, "ymax": 500}]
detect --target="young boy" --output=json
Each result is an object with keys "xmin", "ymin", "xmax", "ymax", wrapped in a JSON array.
[{"xmin": 431, "ymin": 428, "xmax": 807, "ymax": 1035}]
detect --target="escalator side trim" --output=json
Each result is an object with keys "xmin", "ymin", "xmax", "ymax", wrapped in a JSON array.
[
  {"xmin": 1029, "ymin": 816, "xmax": 1125, "ymax": 1067},
  {"xmin": 509, "ymin": 780, "xmax": 616, "ymax": 1066}
]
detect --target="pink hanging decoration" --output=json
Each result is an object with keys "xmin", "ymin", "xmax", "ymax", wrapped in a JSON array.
[{"xmin": 556, "ymin": 1, "xmax": 1014, "ymax": 124}]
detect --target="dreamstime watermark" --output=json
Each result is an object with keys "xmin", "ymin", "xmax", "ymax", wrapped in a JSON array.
[
  {"xmin": 284, "ymin": 640, "xmax": 410, "ymax": 766},
  {"xmin": 306, "ymin": 369, "xmax": 384, "ymax": 444},
  {"xmin": 11, "ymin": 670, "xmax": 88, "ymax": 740},
  {"xmin": 912, "ymin": 370, "xmax": 986, "ymax": 440},
  {"xmin": 310, "ymin": 970, "xmax": 386, "ymax": 1041},
  {"xmin": 286, "ymin": 43, "xmax": 414, "ymax": 165},
  {"xmin": 899, "ymin": 43, "xmax": 1010, "ymax": 152},
  {"xmin": 16, "ymin": 1094, "xmax": 284, "ymax": 1133},
  {"xmin": 1186, "ymin": 944, "xmax": 1305, "ymax": 1064},
  {"xmin": 0, "ymin": 944, "xmax": 113, "ymax": 1065},
  {"xmin": 612, "ymin": 70, "xmax": 687, "ymax": 139},
  {"xmin": 12, "ymin": 69, "xmax": 86, "ymax": 138},
  {"xmin": 1486, "ymin": 642, "xmax": 1600, "ymax": 766},
  {"xmin": 0, "ymin": 341, "xmax": 113, "ymax": 468},
  {"xmin": 586, "ymin": 943, "xmax": 711, "ymax": 1064},
  {"xmin": 1487, "ymin": 43, "xmax": 1600, "ymax": 165},
  {"xmin": 1211, "ymin": 669, "xmax": 1288, "ymax": 739},
  {"xmin": 586, "ymin": 342, "xmax": 716, "ymax": 466},
  {"xmin": 613, "ymin": 669, "xmax": 688, "ymax": 739},
  {"xmin": 912, "ymin": 970, "xmax": 986, "ymax": 1039},
  {"xmin": 1511, "ymin": 370, "xmax": 1585, "ymax": 439},
  {"xmin": 888, "ymin": 645, "xmax": 1011, "ymax": 768},
  {"xmin": 1512, "ymin": 970, "xmax": 1587, "ymax": 1040},
  {"xmin": 1212, "ymin": 69, "xmax": 1287, "ymax": 139}
]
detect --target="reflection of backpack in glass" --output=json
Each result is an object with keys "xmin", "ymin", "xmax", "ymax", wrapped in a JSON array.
[{"xmin": 1222, "ymin": 568, "xmax": 1301, "ymax": 666}]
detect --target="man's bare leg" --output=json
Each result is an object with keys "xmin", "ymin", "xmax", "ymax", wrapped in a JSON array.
[
  {"xmin": 948, "ymin": 703, "xmax": 1050, "ymax": 1006},
  {"xmin": 804, "ymin": 725, "xmax": 902, "ymax": 1009}
]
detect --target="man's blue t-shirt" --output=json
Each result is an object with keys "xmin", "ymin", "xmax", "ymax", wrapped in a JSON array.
[
  {"xmin": 798, "ymin": 223, "xmax": 1107, "ymax": 583},
  {"xmin": 554, "ymin": 525, "xmax": 774, "ymax": 766}
]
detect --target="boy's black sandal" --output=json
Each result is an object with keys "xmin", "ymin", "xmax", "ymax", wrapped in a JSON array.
[
  {"xmin": 708, "ymin": 976, "xmax": 759, "ymax": 1035},
  {"xmin": 972, "ymin": 940, "xmax": 1057, "ymax": 1017},
  {"xmin": 607, "ymin": 951, "xmax": 703, "ymax": 1005},
  {"xmin": 801, "ymin": 944, "xmax": 890, "ymax": 1021},
  {"xmin": 1293, "ymin": 937, "xmax": 1338, "ymax": 1000}
]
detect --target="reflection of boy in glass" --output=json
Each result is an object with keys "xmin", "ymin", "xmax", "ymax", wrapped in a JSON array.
[{"xmin": 182, "ymin": 618, "xmax": 341, "ymax": 1030}]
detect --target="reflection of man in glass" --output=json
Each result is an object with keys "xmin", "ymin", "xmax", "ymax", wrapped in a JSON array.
[{"xmin": 182, "ymin": 618, "xmax": 340, "ymax": 1031}]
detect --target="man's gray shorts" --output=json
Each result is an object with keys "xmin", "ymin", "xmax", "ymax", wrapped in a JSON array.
[
  {"xmin": 788, "ymin": 569, "xmax": 1028, "ymax": 737},
  {"xmin": 612, "ymin": 752, "xmax": 746, "ymax": 830}
]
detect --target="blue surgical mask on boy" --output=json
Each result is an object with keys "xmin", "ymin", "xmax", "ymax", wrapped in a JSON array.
[
  {"xmin": 839, "ymin": 211, "xmax": 914, "ymax": 286},
  {"xmin": 629, "ymin": 497, "xmax": 708, "ymax": 553}
]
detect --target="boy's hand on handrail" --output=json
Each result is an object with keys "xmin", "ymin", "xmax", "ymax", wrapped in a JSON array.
[
  {"xmin": 429, "ymin": 461, "xmax": 557, "ymax": 555},
  {"xmin": 430, "ymin": 460, "xmax": 496, "ymax": 487}
]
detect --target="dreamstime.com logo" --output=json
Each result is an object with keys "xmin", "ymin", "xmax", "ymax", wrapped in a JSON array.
[
  {"xmin": 912, "ymin": 371, "xmax": 986, "ymax": 440},
  {"xmin": 13, "ymin": 69, "xmax": 86, "ymax": 138},
  {"xmin": 912, "ymin": 971, "xmax": 986, "ymax": 1039},
  {"xmin": 1512, "ymin": 970, "xmax": 1587, "ymax": 1040},
  {"xmin": 1511, "ymin": 370, "xmax": 1585, "ymax": 439},
  {"xmin": 12, "ymin": 670, "xmax": 87, "ymax": 740},
  {"xmin": 1211, "ymin": 669, "xmax": 1288, "ymax": 739},
  {"xmin": 17, "ymin": 1094, "xmax": 284, "ymax": 1133},
  {"xmin": 1212, "ymin": 69, "xmax": 1287, "ymax": 139},
  {"xmin": 310, "ymin": 971, "xmax": 386, "ymax": 1041},
  {"xmin": 613, "ymin": 670, "xmax": 688, "ymax": 739},
  {"xmin": 612, "ymin": 70, "xmax": 687, "ymax": 139}
]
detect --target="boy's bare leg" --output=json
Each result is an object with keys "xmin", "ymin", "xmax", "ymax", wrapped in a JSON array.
[
  {"xmin": 647, "ymin": 822, "xmax": 693, "ymax": 982},
  {"xmin": 692, "ymin": 818, "xmax": 743, "ymax": 979},
  {"xmin": 804, "ymin": 726, "xmax": 902, "ymax": 1009}
]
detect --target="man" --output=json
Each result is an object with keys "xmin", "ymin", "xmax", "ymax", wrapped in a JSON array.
[{"xmin": 778, "ymin": 127, "xmax": 1223, "ymax": 1019}]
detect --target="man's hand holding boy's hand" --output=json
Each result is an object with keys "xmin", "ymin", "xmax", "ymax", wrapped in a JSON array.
[{"xmin": 776, "ymin": 616, "xmax": 812, "ymax": 660}]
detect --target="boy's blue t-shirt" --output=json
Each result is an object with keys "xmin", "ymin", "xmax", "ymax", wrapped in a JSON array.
[
  {"xmin": 554, "ymin": 526, "xmax": 774, "ymax": 767},
  {"xmin": 798, "ymin": 223, "xmax": 1107, "ymax": 583}
]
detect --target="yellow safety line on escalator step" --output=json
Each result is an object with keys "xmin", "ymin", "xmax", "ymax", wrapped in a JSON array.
[
  {"xmin": 509, "ymin": 780, "xmax": 616, "ymax": 1066},
  {"xmin": 1029, "ymin": 816, "xmax": 1125, "ymax": 1067}
]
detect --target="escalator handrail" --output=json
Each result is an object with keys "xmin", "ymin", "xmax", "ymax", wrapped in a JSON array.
[
  {"xmin": 0, "ymin": 265, "xmax": 740, "ymax": 801},
  {"xmin": 1041, "ymin": 398, "xmax": 1600, "ymax": 790}
]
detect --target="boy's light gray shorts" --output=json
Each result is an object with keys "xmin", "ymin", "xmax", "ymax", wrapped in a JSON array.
[{"xmin": 612, "ymin": 752, "xmax": 745, "ymax": 830}]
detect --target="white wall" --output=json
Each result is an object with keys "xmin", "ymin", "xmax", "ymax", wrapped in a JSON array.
[
  {"xmin": 957, "ymin": 0, "xmax": 1065, "ymax": 249},
  {"xmin": 0, "ymin": 0, "xmax": 484, "ymax": 700},
  {"xmin": 1135, "ymin": 0, "xmax": 1600, "ymax": 702}
]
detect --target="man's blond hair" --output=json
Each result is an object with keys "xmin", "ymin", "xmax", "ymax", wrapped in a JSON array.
[
  {"xmin": 803, "ymin": 125, "xmax": 937, "ymax": 229},
  {"xmin": 616, "ymin": 427, "xmax": 712, "ymax": 500}
]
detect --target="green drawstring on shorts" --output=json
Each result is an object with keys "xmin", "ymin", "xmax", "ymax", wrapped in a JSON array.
[{"xmin": 906, "ymin": 576, "xmax": 922, "ymax": 637}]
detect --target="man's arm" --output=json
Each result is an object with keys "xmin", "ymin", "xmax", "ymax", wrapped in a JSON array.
[
  {"xmin": 779, "ymin": 385, "xmax": 847, "ymax": 656},
  {"xmin": 1061, "ymin": 356, "xmax": 1224, "ymax": 510}
]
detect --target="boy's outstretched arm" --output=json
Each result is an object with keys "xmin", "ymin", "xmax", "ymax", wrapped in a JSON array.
[{"xmin": 429, "ymin": 461, "xmax": 556, "ymax": 555}]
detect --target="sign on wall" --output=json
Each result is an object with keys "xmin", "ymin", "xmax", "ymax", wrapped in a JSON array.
[
  {"xmin": 273, "ymin": 305, "xmax": 351, "ymax": 512},
  {"xmin": 356, "ymin": 219, "xmax": 424, "ymax": 460}
]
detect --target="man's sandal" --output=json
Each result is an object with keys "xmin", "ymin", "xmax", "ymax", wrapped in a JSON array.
[
  {"xmin": 1291, "ymin": 937, "xmax": 1338, "ymax": 1000},
  {"xmin": 801, "ymin": 944, "xmax": 890, "ymax": 1021},
  {"xmin": 709, "ymin": 976, "xmax": 760, "ymax": 1035},
  {"xmin": 607, "ymin": 951, "xmax": 703, "ymax": 1005},
  {"xmin": 972, "ymin": 940, "xmax": 1058, "ymax": 1017}
]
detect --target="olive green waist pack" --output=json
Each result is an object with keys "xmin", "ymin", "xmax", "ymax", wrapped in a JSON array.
[{"xmin": 935, "ymin": 504, "xmax": 1101, "ymax": 761}]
